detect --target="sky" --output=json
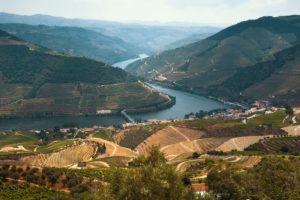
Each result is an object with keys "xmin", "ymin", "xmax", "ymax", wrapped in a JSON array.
[{"xmin": 0, "ymin": 0, "xmax": 299, "ymax": 26}]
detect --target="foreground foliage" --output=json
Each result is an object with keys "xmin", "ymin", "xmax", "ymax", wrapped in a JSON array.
[{"xmin": 206, "ymin": 157, "xmax": 300, "ymax": 200}]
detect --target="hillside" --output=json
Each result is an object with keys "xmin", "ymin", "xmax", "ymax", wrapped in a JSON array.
[
  {"xmin": 0, "ymin": 23, "xmax": 142, "ymax": 65},
  {"xmin": 0, "ymin": 30, "xmax": 171, "ymax": 117},
  {"xmin": 0, "ymin": 12, "xmax": 221, "ymax": 54},
  {"xmin": 126, "ymin": 15, "xmax": 300, "ymax": 103},
  {"xmin": 205, "ymin": 44, "xmax": 300, "ymax": 104}
]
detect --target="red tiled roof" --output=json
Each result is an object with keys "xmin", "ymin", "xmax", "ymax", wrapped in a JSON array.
[{"xmin": 192, "ymin": 183, "xmax": 206, "ymax": 192}]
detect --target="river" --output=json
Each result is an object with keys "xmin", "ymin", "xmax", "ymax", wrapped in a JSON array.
[
  {"xmin": 0, "ymin": 55, "xmax": 228, "ymax": 130},
  {"xmin": 113, "ymin": 54, "xmax": 149, "ymax": 69},
  {"xmin": 132, "ymin": 83, "xmax": 228, "ymax": 121}
]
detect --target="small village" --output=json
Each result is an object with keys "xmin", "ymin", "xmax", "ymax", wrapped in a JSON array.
[{"xmin": 36, "ymin": 100, "xmax": 284, "ymax": 135}]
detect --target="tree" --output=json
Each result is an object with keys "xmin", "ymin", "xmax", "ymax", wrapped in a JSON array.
[
  {"xmin": 195, "ymin": 110, "xmax": 208, "ymax": 119},
  {"xmin": 0, "ymin": 170, "xmax": 9, "ymax": 181},
  {"xmin": 281, "ymin": 146, "xmax": 289, "ymax": 153},
  {"xmin": 37, "ymin": 130, "xmax": 47, "ymax": 140},
  {"xmin": 109, "ymin": 146, "xmax": 188, "ymax": 200},
  {"xmin": 97, "ymin": 143, "xmax": 106, "ymax": 155},
  {"xmin": 182, "ymin": 177, "xmax": 191, "ymax": 185},
  {"xmin": 17, "ymin": 167, "xmax": 23, "ymax": 173},
  {"xmin": 48, "ymin": 174, "xmax": 59, "ymax": 186},
  {"xmin": 54, "ymin": 126, "xmax": 60, "ymax": 133},
  {"xmin": 192, "ymin": 152, "xmax": 200, "ymax": 159},
  {"xmin": 285, "ymin": 104, "xmax": 294, "ymax": 116},
  {"xmin": 206, "ymin": 157, "xmax": 300, "ymax": 200},
  {"xmin": 2, "ymin": 164, "xmax": 10, "ymax": 171},
  {"xmin": 11, "ymin": 173, "xmax": 20, "ymax": 181},
  {"xmin": 70, "ymin": 184, "xmax": 89, "ymax": 196}
]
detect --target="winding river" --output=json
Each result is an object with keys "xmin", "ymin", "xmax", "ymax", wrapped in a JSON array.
[{"xmin": 0, "ymin": 55, "xmax": 228, "ymax": 129}]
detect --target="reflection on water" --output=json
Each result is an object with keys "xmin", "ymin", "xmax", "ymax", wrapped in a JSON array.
[{"xmin": 132, "ymin": 83, "xmax": 228, "ymax": 120}]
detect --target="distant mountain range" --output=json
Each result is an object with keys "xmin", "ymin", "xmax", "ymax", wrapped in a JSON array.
[
  {"xmin": 0, "ymin": 30, "xmax": 171, "ymax": 117},
  {"xmin": 0, "ymin": 12, "xmax": 221, "ymax": 54},
  {"xmin": 0, "ymin": 23, "xmax": 142, "ymax": 64},
  {"xmin": 126, "ymin": 15, "xmax": 300, "ymax": 105},
  {"xmin": 159, "ymin": 32, "xmax": 215, "ymax": 52}
]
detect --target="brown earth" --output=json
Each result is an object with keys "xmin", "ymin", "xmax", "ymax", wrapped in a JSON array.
[
  {"xmin": 113, "ymin": 129, "xmax": 131, "ymax": 143},
  {"xmin": 161, "ymin": 137, "xmax": 230, "ymax": 156},
  {"xmin": 282, "ymin": 125, "xmax": 300, "ymax": 136},
  {"xmin": 88, "ymin": 138, "xmax": 137, "ymax": 158},
  {"xmin": 215, "ymin": 136, "xmax": 271, "ymax": 152},
  {"xmin": 294, "ymin": 108, "xmax": 300, "ymax": 115},
  {"xmin": 136, "ymin": 126, "xmax": 205, "ymax": 154}
]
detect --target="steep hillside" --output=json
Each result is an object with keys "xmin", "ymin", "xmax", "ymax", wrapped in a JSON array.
[
  {"xmin": 126, "ymin": 15, "xmax": 300, "ymax": 102},
  {"xmin": 0, "ymin": 30, "xmax": 170, "ymax": 117},
  {"xmin": 205, "ymin": 44, "xmax": 300, "ymax": 102},
  {"xmin": 0, "ymin": 23, "xmax": 141, "ymax": 64}
]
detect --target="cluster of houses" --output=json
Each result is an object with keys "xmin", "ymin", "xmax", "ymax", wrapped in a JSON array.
[
  {"xmin": 32, "ymin": 100, "xmax": 280, "ymax": 136},
  {"xmin": 155, "ymin": 75, "xmax": 167, "ymax": 81},
  {"xmin": 207, "ymin": 100, "xmax": 278, "ymax": 121},
  {"xmin": 121, "ymin": 117, "xmax": 194, "ymax": 128}
]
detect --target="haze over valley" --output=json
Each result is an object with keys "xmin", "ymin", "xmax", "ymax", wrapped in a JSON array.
[{"xmin": 0, "ymin": 1, "xmax": 299, "ymax": 199}]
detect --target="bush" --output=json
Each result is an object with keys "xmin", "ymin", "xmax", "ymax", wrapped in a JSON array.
[{"xmin": 192, "ymin": 152, "xmax": 200, "ymax": 159}]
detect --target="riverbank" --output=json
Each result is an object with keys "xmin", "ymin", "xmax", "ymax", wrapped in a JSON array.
[
  {"xmin": 0, "ymin": 84, "xmax": 228, "ymax": 129},
  {"xmin": 147, "ymin": 80, "xmax": 248, "ymax": 109}
]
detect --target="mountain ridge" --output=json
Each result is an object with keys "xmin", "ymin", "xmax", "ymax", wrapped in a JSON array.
[
  {"xmin": 0, "ymin": 23, "xmax": 143, "ymax": 64},
  {"xmin": 126, "ymin": 15, "xmax": 300, "ymax": 105},
  {"xmin": 0, "ymin": 12, "xmax": 222, "ymax": 54}
]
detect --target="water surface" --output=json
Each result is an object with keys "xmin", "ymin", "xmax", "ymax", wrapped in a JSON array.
[
  {"xmin": 113, "ymin": 54, "xmax": 148, "ymax": 69},
  {"xmin": 0, "ymin": 55, "xmax": 228, "ymax": 129}
]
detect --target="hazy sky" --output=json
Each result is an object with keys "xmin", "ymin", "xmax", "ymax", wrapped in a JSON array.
[{"xmin": 0, "ymin": 0, "xmax": 299, "ymax": 25}]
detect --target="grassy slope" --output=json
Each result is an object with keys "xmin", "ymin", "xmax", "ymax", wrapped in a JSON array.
[
  {"xmin": 36, "ymin": 139, "xmax": 75, "ymax": 153},
  {"xmin": 0, "ymin": 131, "xmax": 39, "ymax": 149}
]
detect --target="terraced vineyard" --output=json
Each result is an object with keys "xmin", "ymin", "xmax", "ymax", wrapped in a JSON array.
[
  {"xmin": 215, "ymin": 136, "xmax": 271, "ymax": 152},
  {"xmin": 117, "ymin": 124, "xmax": 168, "ymax": 149},
  {"xmin": 21, "ymin": 142, "xmax": 94, "ymax": 167},
  {"xmin": 246, "ymin": 136, "xmax": 300, "ymax": 155},
  {"xmin": 161, "ymin": 137, "xmax": 229, "ymax": 156},
  {"xmin": 136, "ymin": 126, "xmax": 205, "ymax": 154}
]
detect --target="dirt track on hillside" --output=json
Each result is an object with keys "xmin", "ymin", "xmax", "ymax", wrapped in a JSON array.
[
  {"xmin": 88, "ymin": 138, "xmax": 137, "ymax": 157},
  {"xmin": 161, "ymin": 137, "xmax": 229, "ymax": 156},
  {"xmin": 136, "ymin": 126, "xmax": 205, "ymax": 154}
]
